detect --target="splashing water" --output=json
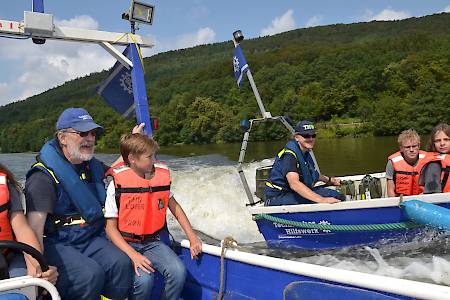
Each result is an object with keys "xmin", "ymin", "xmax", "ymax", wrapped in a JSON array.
[{"xmin": 166, "ymin": 158, "xmax": 270, "ymax": 243}]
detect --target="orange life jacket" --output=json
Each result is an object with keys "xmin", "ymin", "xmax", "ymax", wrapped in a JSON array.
[
  {"xmin": 109, "ymin": 164, "xmax": 171, "ymax": 242},
  {"xmin": 0, "ymin": 172, "xmax": 14, "ymax": 241},
  {"xmin": 422, "ymin": 153, "xmax": 450, "ymax": 193},
  {"xmin": 388, "ymin": 150, "xmax": 428, "ymax": 196}
]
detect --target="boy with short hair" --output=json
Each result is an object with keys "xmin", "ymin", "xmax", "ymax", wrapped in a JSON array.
[
  {"xmin": 105, "ymin": 133, "xmax": 202, "ymax": 300},
  {"xmin": 386, "ymin": 129, "xmax": 427, "ymax": 197}
]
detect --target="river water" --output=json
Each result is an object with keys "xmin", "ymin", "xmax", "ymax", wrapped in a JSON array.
[{"xmin": 0, "ymin": 136, "xmax": 449, "ymax": 287}]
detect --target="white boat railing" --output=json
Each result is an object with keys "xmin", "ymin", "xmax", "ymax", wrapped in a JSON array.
[
  {"xmin": 249, "ymin": 192, "xmax": 450, "ymax": 214},
  {"xmin": 0, "ymin": 276, "xmax": 60, "ymax": 300},
  {"xmin": 180, "ymin": 240, "xmax": 450, "ymax": 300}
]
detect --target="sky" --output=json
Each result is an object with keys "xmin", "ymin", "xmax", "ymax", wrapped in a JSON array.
[{"xmin": 0, "ymin": 1, "xmax": 449, "ymax": 106}]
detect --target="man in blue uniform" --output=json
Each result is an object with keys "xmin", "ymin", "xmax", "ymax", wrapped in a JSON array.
[
  {"xmin": 264, "ymin": 120, "xmax": 343, "ymax": 206},
  {"xmin": 25, "ymin": 108, "xmax": 132, "ymax": 300}
]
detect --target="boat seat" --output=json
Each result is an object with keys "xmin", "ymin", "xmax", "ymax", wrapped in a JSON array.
[{"xmin": 255, "ymin": 165, "xmax": 272, "ymax": 200}]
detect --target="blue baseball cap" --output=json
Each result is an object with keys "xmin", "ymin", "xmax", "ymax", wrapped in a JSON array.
[
  {"xmin": 56, "ymin": 108, "xmax": 103, "ymax": 133},
  {"xmin": 294, "ymin": 120, "xmax": 316, "ymax": 135}
]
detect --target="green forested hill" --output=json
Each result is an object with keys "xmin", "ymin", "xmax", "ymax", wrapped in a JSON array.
[{"xmin": 1, "ymin": 13, "xmax": 449, "ymax": 152}]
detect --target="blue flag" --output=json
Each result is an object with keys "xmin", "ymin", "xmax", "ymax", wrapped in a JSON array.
[
  {"xmin": 233, "ymin": 44, "xmax": 249, "ymax": 88},
  {"xmin": 97, "ymin": 45, "xmax": 135, "ymax": 118}
]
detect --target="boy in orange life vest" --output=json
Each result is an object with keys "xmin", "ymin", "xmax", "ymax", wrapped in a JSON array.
[
  {"xmin": 105, "ymin": 133, "xmax": 202, "ymax": 300},
  {"xmin": 386, "ymin": 129, "xmax": 427, "ymax": 197}
]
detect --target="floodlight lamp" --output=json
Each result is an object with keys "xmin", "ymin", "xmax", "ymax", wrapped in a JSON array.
[
  {"xmin": 233, "ymin": 30, "xmax": 244, "ymax": 42},
  {"xmin": 129, "ymin": 1, "xmax": 154, "ymax": 25}
]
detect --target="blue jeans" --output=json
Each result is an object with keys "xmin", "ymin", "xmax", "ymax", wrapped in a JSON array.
[
  {"xmin": 129, "ymin": 240, "xmax": 186, "ymax": 300},
  {"xmin": 265, "ymin": 186, "xmax": 343, "ymax": 206},
  {"xmin": 44, "ymin": 236, "xmax": 132, "ymax": 300},
  {"xmin": 8, "ymin": 253, "xmax": 27, "ymax": 278}
]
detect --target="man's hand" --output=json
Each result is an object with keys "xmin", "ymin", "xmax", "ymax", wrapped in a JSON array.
[
  {"xmin": 321, "ymin": 197, "xmax": 341, "ymax": 204},
  {"xmin": 132, "ymin": 123, "xmax": 145, "ymax": 135}
]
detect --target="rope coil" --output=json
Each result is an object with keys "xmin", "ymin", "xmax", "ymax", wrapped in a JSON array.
[
  {"xmin": 218, "ymin": 236, "xmax": 237, "ymax": 300},
  {"xmin": 254, "ymin": 214, "xmax": 422, "ymax": 231}
]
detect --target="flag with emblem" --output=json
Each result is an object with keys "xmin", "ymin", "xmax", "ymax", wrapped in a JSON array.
[
  {"xmin": 233, "ymin": 44, "xmax": 249, "ymax": 88},
  {"xmin": 97, "ymin": 45, "xmax": 135, "ymax": 118}
]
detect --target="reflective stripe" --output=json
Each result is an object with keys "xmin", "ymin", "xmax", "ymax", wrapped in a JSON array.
[
  {"xmin": 53, "ymin": 216, "xmax": 86, "ymax": 227},
  {"xmin": 266, "ymin": 181, "xmax": 283, "ymax": 190},
  {"xmin": 278, "ymin": 149, "xmax": 297, "ymax": 159},
  {"xmin": 33, "ymin": 162, "xmax": 59, "ymax": 184},
  {"xmin": 34, "ymin": 163, "xmax": 88, "ymax": 182}
]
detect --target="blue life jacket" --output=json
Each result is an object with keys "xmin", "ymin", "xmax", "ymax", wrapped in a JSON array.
[
  {"xmin": 26, "ymin": 139, "xmax": 106, "ymax": 245},
  {"xmin": 264, "ymin": 139, "xmax": 319, "ymax": 198}
]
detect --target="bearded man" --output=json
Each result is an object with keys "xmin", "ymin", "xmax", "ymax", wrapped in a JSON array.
[{"xmin": 25, "ymin": 108, "xmax": 132, "ymax": 300}]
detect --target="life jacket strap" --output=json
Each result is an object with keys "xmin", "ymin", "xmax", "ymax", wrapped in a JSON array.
[
  {"xmin": 265, "ymin": 181, "xmax": 283, "ymax": 190},
  {"xmin": 114, "ymin": 185, "xmax": 171, "ymax": 209},
  {"xmin": 121, "ymin": 231, "xmax": 160, "ymax": 243},
  {"xmin": 395, "ymin": 170, "xmax": 418, "ymax": 176},
  {"xmin": 116, "ymin": 186, "xmax": 170, "ymax": 193},
  {"xmin": 441, "ymin": 167, "xmax": 450, "ymax": 191},
  {"xmin": 0, "ymin": 201, "xmax": 10, "ymax": 213}
]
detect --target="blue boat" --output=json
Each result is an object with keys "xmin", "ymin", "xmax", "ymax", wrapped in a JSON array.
[
  {"xmin": 248, "ymin": 179, "xmax": 450, "ymax": 249},
  {"xmin": 176, "ymin": 240, "xmax": 450, "ymax": 300},
  {"xmin": 237, "ymin": 116, "xmax": 450, "ymax": 250},
  {"xmin": 1, "ymin": 239, "xmax": 450, "ymax": 300}
]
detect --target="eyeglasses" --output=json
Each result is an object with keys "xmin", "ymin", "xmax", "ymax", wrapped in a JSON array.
[
  {"xmin": 402, "ymin": 144, "xmax": 419, "ymax": 150},
  {"xmin": 300, "ymin": 134, "xmax": 317, "ymax": 139},
  {"xmin": 65, "ymin": 130, "xmax": 97, "ymax": 138}
]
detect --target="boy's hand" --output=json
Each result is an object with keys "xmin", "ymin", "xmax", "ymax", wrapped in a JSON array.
[
  {"xmin": 189, "ymin": 236, "xmax": 202, "ymax": 259},
  {"xmin": 130, "ymin": 252, "xmax": 155, "ymax": 276},
  {"xmin": 132, "ymin": 123, "xmax": 145, "ymax": 135}
]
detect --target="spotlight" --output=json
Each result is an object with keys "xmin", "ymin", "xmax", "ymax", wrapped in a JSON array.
[{"xmin": 233, "ymin": 30, "xmax": 244, "ymax": 42}]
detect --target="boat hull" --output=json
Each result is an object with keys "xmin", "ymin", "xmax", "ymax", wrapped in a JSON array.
[
  {"xmin": 250, "ymin": 194, "xmax": 450, "ymax": 249},
  {"xmin": 176, "ymin": 241, "xmax": 450, "ymax": 300}
]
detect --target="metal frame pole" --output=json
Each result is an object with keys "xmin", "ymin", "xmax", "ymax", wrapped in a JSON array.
[
  {"xmin": 129, "ymin": 42, "xmax": 153, "ymax": 136},
  {"xmin": 237, "ymin": 129, "xmax": 255, "ymax": 205},
  {"xmin": 246, "ymin": 70, "xmax": 271, "ymax": 118},
  {"xmin": 32, "ymin": 0, "xmax": 44, "ymax": 12}
]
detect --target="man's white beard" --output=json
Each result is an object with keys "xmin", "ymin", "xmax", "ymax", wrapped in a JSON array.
[{"xmin": 67, "ymin": 142, "xmax": 94, "ymax": 162}]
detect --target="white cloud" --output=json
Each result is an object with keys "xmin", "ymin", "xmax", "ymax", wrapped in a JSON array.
[
  {"xmin": 443, "ymin": 5, "xmax": 450, "ymax": 13},
  {"xmin": 0, "ymin": 14, "xmax": 216, "ymax": 105},
  {"xmin": 175, "ymin": 27, "xmax": 216, "ymax": 49},
  {"xmin": 142, "ymin": 27, "xmax": 216, "ymax": 57},
  {"xmin": 367, "ymin": 8, "xmax": 412, "ymax": 21},
  {"xmin": 0, "ymin": 15, "xmax": 115, "ymax": 105},
  {"xmin": 305, "ymin": 15, "xmax": 324, "ymax": 28},
  {"xmin": 260, "ymin": 9, "xmax": 296, "ymax": 36},
  {"xmin": 55, "ymin": 15, "xmax": 99, "ymax": 29}
]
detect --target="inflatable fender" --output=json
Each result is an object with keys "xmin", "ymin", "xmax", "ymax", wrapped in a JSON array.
[{"xmin": 401, "ymin": 200, "xmax": 450, "ymax": 231}]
